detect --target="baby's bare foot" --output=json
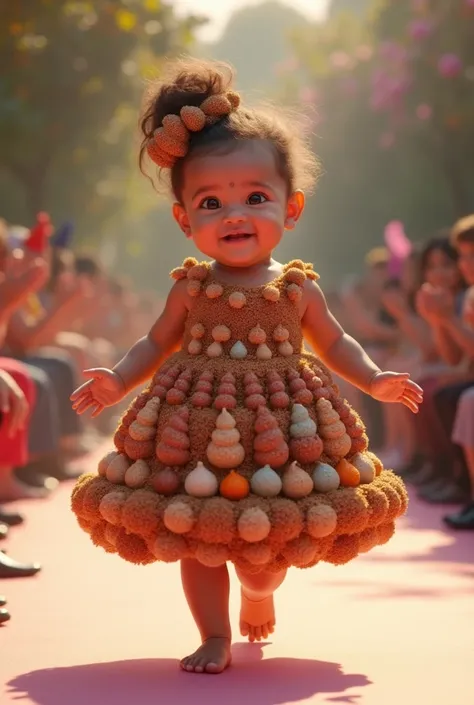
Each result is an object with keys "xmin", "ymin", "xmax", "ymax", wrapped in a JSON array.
[
  {"xmin": 239, "ymin": 589, "xmax": 275, "ymax": 642},
  {"xmin": 180, "ymin": 637, "xmax": 231, "ymax": 674}
]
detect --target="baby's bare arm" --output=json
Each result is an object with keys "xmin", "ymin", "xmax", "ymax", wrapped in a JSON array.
[
  {"xmin": 113, "ymin": 280, "xmax": 190, "ymax": 393},
  {"xmin": 301, "ymin": 279, "xmax": 381, "ymax": 394}
]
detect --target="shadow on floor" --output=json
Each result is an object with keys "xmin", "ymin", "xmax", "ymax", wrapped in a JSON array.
[
  {"xmin": 314, "ymin": 576, "xmax": 473, "ymax": 600},
  {"xmin": 7, "ymin": 643, "xmax": 371, "ymax": 705},
  {"xmin": 376, "ymin": 490, "xmax": 474, "ymax": 568},
  {"xmin": 312, "ymin": 492, "xmax": 474, "ymax": 600}
]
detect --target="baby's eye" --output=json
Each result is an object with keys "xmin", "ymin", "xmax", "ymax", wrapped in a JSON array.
[
  {"xmin": 200, "ymin": 197, "xmax": 221, "ymax": 210},
  {"xmin": 247, "ymin": 192, "xmax": 268, "ymax": 205}
]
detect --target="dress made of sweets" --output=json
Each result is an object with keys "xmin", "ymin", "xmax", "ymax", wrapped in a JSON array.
[{"xmin": 71, "ymin": 259, "xmax": 408, "ymax": 572}]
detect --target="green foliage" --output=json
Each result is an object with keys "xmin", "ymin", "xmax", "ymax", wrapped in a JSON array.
[
  {"xmin": 286, "ymin": 0, "xmax": 474, "ymax": 280},
  {"xmin": 0, "ymin": 0, "xmax": 200, "ymax": 234}
]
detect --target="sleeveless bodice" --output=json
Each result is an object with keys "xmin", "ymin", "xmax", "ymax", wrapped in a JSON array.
[{"xmin": 173, "ymin": 258, "xmax": 318, "ymax": 361}]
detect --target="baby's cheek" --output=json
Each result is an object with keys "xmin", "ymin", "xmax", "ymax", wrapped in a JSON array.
[{"xmin": 260, "ymin": 206, "xmax": 285, "ymax": 225}]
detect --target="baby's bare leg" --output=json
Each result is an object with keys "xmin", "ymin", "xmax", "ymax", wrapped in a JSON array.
[
  {"xmin": 235, "ymin": 567, "xmax": 287, "ymax": 642},
  {"xmin": 180, "ymin": 559, "xmax": 232, "ymax": 674}
]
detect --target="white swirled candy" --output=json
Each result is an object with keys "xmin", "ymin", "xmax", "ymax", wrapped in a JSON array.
[
  {"xmin": 312, "ymin": 462, "xmax": 340, "ymax": 492},
  {"xmin": 250, "ymin": 465, "xmax": 282, "ymax": 497}
]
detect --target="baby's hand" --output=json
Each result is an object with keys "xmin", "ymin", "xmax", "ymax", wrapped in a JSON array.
[
  {"xmin": 369, "ymin": 371, "xmax": 423, "ymax": 414},
  {"xmin": 70, "ymin": 368, "xmax": 126, "ymax": 417}
]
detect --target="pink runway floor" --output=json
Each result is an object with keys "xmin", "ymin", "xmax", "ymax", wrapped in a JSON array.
[{"xmin": 1, "ymin": 450, "xmax": 472, "ymax": 705}]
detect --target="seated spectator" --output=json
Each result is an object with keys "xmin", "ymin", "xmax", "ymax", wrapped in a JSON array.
[
  {"xmin": 379, "ymin": 237, "xmax": 465, "ymax": 473},
  {"xmin": 41, "ymin": 248, "xmax": 116, "ymax": 377},
  {"xmin": 416, "ymin": 216, "xmax": 474, "ymax": 507},
  {"xmin": 340, "ymin": 247, "xmax": 400, "ymax": 445},
  {"xmin": 0, "ymin": 221, "xmax": 86, "ymax": 485},
  {"xmin": 445, "ymin": 379, "xmax": 474, "ymax": 529}
]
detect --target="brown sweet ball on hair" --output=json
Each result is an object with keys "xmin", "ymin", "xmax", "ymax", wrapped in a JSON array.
[{"xmin": 139, "ymin": 57, "xmax": 320, "ymax": 199}]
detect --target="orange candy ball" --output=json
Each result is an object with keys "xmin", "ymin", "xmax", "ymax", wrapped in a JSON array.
[
  {"xmin": 220, "ymin": 470, "xmax": 250, "ymax": 500},
  {"xmin": 336, "ymin": 459, "xmax": 360, "ymax": 487}
]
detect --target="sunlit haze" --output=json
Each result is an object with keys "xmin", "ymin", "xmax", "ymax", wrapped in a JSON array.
[{"xmin": 171, "ymin": 0, "xmax": 330, "ymax": 42}]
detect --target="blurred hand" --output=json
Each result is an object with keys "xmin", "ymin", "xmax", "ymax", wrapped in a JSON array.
[
  {"xmin": 70, "ymin": 367, "xmax": 126, "ymax": 417},
  {"xmin": 0, "ymin": 370, "xmax": 29, "ymax": 437},
  {"xmin": 21, "ymin": 258, "xmax": 50, "ymax": 292},
  {"xmin": 369, "ymin": 371, "xmax": 423, "ymax": 413},
  {"xmin": 416, "ymin": 284, "xmax": 454, "ymax": 324},
  {"xmin": 381, "ymin": 287, "xmax": 409, "ymax": 319},
  {"xmin": 5, "ymin": 249, "xmax": 50, "ymax": 283}
]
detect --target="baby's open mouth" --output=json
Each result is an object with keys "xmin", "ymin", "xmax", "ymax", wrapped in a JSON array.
[{"xmin": 223, "ymin": 233, "xmax": 254, "ymax": 242}]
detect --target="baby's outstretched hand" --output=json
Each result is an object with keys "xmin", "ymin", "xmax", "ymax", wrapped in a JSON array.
[
  {"xmin": 369, "ymin": 371, "xmax": 423, "ymax": 414},
  {"xmin": 70, "ymin": 368, "xmax": 126, "ymax": 417}
]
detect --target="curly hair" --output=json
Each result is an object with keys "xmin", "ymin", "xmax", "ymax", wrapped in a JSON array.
[{"xmin": 139, "ymin": 57, "xmax": 319, "ymax": 200}]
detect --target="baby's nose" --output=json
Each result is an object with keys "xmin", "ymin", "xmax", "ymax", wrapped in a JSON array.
[{"xmin": 224, "ymin": 206, "xmax": 246, "ymax": 223}]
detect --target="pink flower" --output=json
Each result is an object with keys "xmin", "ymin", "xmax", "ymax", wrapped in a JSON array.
[
  {"xmin": 408, "ymin": 19, "xmax": 433, "ymax": 40},
  {"xmin": 379, "ymin": 41, "xmax": 408, "ymax": 64},
  {"xmin": 416, "ymin": 103, "xmax": 432, "ymax": 120},
  {"xmin": 438, "ymin": 53, "xmax": 463, "ymax": 78}
]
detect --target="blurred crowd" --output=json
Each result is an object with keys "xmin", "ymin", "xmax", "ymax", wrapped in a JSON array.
[
  {"xmin": 0, "ymin": 213, "xmax": 163, "ymax": 625},
  {"xmin": 1, "ymin": 211, "xmax": 473, "ymax": 627},
  {"xmin": 332, "ymin": 214, "xmax": 474, "ymax": 531}
]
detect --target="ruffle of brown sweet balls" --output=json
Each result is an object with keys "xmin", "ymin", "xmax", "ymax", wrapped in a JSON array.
[
  {"xmin": 169, "ymin": 258, "xmax": 320, "ymax": 302},
  {"xmin": 71, "ymin": 469, "xmax": 407, "ymax": 571}
]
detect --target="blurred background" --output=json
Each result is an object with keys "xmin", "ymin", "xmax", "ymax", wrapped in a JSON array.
[{"xmin": 1, "ymin": 0, "xmax": 473, "ymax": 287}]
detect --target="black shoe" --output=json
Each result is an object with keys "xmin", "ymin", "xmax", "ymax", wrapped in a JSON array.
[
  {"xmin": 50, "ymin": 462, "xmax": 84, "ymax": 482},
  {"xmin": 420, "ymin": 482, "xmax": 468, "ymax": 505},
  {"xmin": 408, "ymin": 463, "xmax": 441, "ymax": 488},
  {"xmin": 14, "ymin": 466, "xmax": 59, "ymax": 492},
  {"xmin": 16, "ymin": 457, "xmax": 81, "ymax": 484},
  {"xmin": 0, "ymin": 508, "xmax": 25, "ymax": 526},
  {"xmin": 417, "ymin": 479, "xmax": 443, "ymax": 499},
  {"xmin": 0, "ymin": 551, "xmax": 41, "ymax": 578},
  {"xmin": 443, "ymin": 502, "xmax": 474, "ymax": 530},
  {"xmin": 0, "ymin": 596, "xmax": 6, "ymax": 606},
  {"xmin": 0, "ymin": 608, "xmax": 10, "ymax": 624},
  {"xmin": 397, "ymin": 454, "xmax": 424, "ymax": 479}
]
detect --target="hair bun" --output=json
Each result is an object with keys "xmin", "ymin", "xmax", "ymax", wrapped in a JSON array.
[
  {"xmin": 141, "ymin": 60, "xmax": 240, "ymax": 170},
  {"xmin": 142, "ymin": 58, "xmax": 235, "ymax": 131}
]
